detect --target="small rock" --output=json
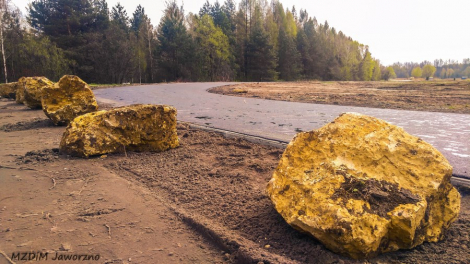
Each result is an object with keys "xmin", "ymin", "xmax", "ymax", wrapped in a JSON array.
[
  {"xmin": 233, "ymin": 88, "xmax": 248, "ymax": 93},
  {"xmin": 59, "ymin": 243, "xmax": 72, "ymax": 251},
  {"xmin": 17, "ymin": 242, "xmax": 31, "ymax": 248},
  {"xmin": 264, "ymin": 244, "xmax": 271, "ymax": 249}
]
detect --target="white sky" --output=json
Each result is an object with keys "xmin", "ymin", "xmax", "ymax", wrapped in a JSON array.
[{"xmin": 13, "ymin": 0, "xmax": 470, "ymax": 65}]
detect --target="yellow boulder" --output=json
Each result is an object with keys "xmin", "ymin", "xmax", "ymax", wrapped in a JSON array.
[
  {"xmin": 42, "ymin": 75, "xmax": 98, "ymax": 125},
  {"xmin": 0, "ymin": 82, "xmax": 19, "ymax": 99},
  {"xmin": 60, "ymin": 104, "xmax": 179, "ymax": 157},
  {"xmin": 17, "ymin": 77, "xmax": 54, "ymax": 108},
  {"xmin": 266, "ymin": 112, "xmax": 460, "ymax": 259},
  {"xmin": 233, "ymin": 88, "xmax": 248, "ymax": 93}
]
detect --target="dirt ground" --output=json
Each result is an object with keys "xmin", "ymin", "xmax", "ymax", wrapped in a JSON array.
[
  {"xmin": 1, "ymin": 98, "xmax": 469, "ymax": 264},
  {"xmin": 209, "ymin": 80, "xmax": 470, "ymax": 114}
]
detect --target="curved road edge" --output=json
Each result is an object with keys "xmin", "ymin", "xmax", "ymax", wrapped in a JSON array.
[{"xmin": 94, "ymin": 82, "xmax": 469, "ymax": 180}]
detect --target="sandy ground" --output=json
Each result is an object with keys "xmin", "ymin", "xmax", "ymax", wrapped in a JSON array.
[
  {"xmin": 0, "ymin": 100, "xmax": 226, "ymax": 264},
  {"xmin": 1, "ymin": 98, "xmax": 469, "ymax": 264},
  {"xmin": 209, "ymin": 80, "xmax": 470, "ymax": 114}
]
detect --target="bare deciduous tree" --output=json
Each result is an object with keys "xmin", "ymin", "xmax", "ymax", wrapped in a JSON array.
[{"xmin": 0, "ymin": 0, "xmax": 8, "ymax": 83}]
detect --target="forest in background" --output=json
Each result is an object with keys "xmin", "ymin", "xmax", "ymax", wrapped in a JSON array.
[
  {"xmin": 392, "ymin": 59, "xmax": 470, "ymax": 80},
  {"xmin": 0, "ymin": 0, "xmax": 384, "ymax": 83},
  {"xmin": 0, "ymin": 0, "xmax": 468, "ymax": 84}
]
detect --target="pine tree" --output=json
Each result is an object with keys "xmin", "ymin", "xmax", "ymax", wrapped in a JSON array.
[
  {"xmin": 28, "ymin": 0, "xmax": 110, "ymax": 81},
  {"xmin": 156, "ymin": 1, "xmax": 194, "ymax": 81},
  {"xmin": 246, "ymin": 6, "xmax": 277, "ymax": 81},
  {"xmin": 29, "ymin": 0, "xmax": 101, "ymax": 47},
  {"xmin": 111, "ymin": 3, "xmax": 129, "ymax": 32},
  {"xmin": 278, "ymin": 28, "xmax": 300, "ymax": 80},
  {"xmin": 276, "ymin": 7, "xmax": 301, "ymax": 80},
  {"xmin": 131, "ymin": 5, "xmax": 145, "ymax": 33}
]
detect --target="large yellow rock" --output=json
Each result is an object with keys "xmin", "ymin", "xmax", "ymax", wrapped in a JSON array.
[
  {"xmin": 0, "ymin": 82, "xmax": 19, "ymax": 99},
  {"xmin": 20, "ymin": 77, "xmax": 54, "ymax": 108},
  {"xmin": 42, "ymin": 75, "xmax": 98, "ymax": 125},
  {"xmin": 266, "ymin": 113, "xmax": 460, "ymax": 259},
  {"xmin": 60, "ymin": 104, "xmax": 179, "ymax": 157}
]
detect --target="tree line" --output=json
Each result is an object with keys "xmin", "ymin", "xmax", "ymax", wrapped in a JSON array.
[
  {"xmin": 2, "ymin": 0, "xmax": 393, "ymax": 83},
  {"xmin": 392, "ymin": 59, "xmax": 470, "ymax": 79}
]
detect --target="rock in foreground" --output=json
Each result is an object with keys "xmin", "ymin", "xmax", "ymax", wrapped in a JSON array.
[
  {"xmin": 0, "ymin": 82, "xmax": 19, "ymax": 99},
  {"xmin": 266, "ymin": 113, "xmax": 460, "ymax": 259},
  {"xmin": 20, "ymin": 77, "xmax": 54, "ymax": 108},
  {"xmin": 60, "ymin": 104, "xmax": 179, "ymax": 157},
  {"xmin": 42, "ymin": 75, "xmax": 98, "ymax": 125}
]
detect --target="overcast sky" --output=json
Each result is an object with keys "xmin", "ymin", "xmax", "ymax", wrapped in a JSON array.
[{"xmin": 14, "ymin": 0, "xmax": 470, "ymax": 66}]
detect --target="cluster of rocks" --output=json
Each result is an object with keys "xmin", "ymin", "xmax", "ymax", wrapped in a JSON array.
[
  {"xmin": 0, "ymin": 76, "xmax": 179, "ymax": 157},
  {"xmin": 1, "ymin": 75, "xmax": 97, "ymax": 122}
]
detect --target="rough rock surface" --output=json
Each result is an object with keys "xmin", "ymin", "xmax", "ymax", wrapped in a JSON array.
[
  {"xmin": 42, "ymin": 75, "xmax": 98, "ymax": 125},
  {"xmin": 20, "ymin": 77, "xmax": 54, "ymax": 108},
  {"xmin": 0, "ymin": 82, "xmax": 19, "ymax": 99},
  {"xmin": 15, "ymin": 77, "xmax": 26, "ymax": 104},
  {"xmin": 266, "ymin": 112, "xmax": 460, "ymax": 259},
  {"xmin": 60, "ymin": 104, "xmax": 179, "ymax": 157}
]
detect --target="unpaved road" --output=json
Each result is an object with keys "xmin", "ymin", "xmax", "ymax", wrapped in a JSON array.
[
  {"xmin": 0, "ymin": 100, "xmax": 227, "ymax": 264},
  {"xmin": 1, "ymin": 99, "xmax": 469, "ymax": 264},
  {"xmin": 94, "ymin": 83, "xmax": 470, "ymax": 178},
  {"xmin": 211, "ymin": 80, "xmax": 470, "ymax": 114}
]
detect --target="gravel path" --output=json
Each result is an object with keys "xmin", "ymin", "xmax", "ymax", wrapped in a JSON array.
[{"xmin": 94, "ymin": 83, "xmax": 470, "ymax": 178}]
